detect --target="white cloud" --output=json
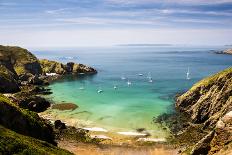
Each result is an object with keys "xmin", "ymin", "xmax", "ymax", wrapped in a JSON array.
[
  {"xmin": 0, "ymin": 28, "xmax": 231, "ymax": 48},
  {"xmin": 55, "ymin": 17, "xmax": 165, "ymax": 26},
  {"xmin": 45, "ymin": 8, "xmax": 71, "ymax": 14},
  {"xmin": 106, "ymin": 0, "xmax": 232, "ymax": 4}
]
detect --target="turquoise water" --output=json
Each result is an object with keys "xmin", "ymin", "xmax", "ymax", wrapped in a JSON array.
[{"xmin": 34, "ymin": 45, "xmax": 232, "ymax": 137}]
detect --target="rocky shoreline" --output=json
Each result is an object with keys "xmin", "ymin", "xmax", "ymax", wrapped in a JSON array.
[
  {"xmin": 155, "ymin": 67, "xmax": 232, "ymax": 155},
  {"xmin": 0, "ymin": 45, "xmax": 231, "ymax": 155},
  {"xmin": 215, "ymin": 48, "xmax": 232, "ymax": 55},
  {"xmin": 0, "ymin": 45, "xmax": 97, "ymax": 154}
]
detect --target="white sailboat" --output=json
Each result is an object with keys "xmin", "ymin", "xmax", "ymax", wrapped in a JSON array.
[
  {"xmin": 97, "ymin": 86, "xmax": 103, "ymax": 93},
  {"xmin": 121, "ymin": 74, "xmax": 126, "ymax": 80},
  {"xmin": 186, "ymin": 67, "xmax": 191, "ymax": 80},
  {"xmin": 148, "ymin": 77, "xmax": 153, "ymax": 83},
  {"xmin": 127, "ymin": 80, "xmax": 132, "ymax": 86},
  {"xmin": 114, "ymin": 85, "xmax": 118, "ymax": 90},
  {"xmin": 147, "ymin": 72, "xmax": 153, "ymax": 83}
]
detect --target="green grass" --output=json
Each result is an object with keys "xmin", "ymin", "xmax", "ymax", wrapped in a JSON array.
[
  {"xmin": 0, "ymin": 125, "xmax": 73, "ymax": 155},
  {"xmin": 181, "ymin": 67, "xmax": 232, "ymax": 98}
]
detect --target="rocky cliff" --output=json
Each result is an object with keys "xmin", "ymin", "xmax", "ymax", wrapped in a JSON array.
[
  {"xmin": 40, "ymin": 59, "xmax": 97, "ymax": 75},
  {"xmin": 215, "ymin": 49, "xmax": 232, "ymax": 55},
  {"xmin": 175, "ymin": 67, "xmax": 232, "ymax": 154},
  {"xmin": 0, "ymin": 45, "xmax": 97, "ymax": 154},
  {"xmin": 0, "ymin": 45, "xmax": 42, "ymax": 75},
  {"xmin": 0, "ymin": 45, "xmax": 97, "ymax": 93}
]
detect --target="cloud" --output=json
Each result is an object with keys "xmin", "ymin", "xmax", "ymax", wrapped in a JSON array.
[
  {"xmin": 106, "ymin": 0, "xmax": 232, "ymax": 5},
  {"xmin": 55, "ymin": 17, "xmax": 165, "ymax": 26},
  {"xmin": 45, "ymin": 8, "xmax": 71, "ymax": 14}
]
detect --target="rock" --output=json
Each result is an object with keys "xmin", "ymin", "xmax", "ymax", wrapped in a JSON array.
[
  {"xmin": 176, "ymin": 67, "xmax": 232, "ymax": 126},
  {"xmin": 40, "ymin": 59, "xmax": 66, "ymax": 75},
  {"xmin": 174, "ymin": 67, "xmax": 232, "ymax": 154},
  {"xmin": 208, "ymin": 111, "xmax": 232, "ymax": 155},
  {"xmin": 15, "ymin": 95, "xmax": 51, "ymax": 112},
  {"xmin": 19, "ymin": 72, "xmax": 34, "ymax": 81},
  {"xmin": 190, "ymin": 131, "xmax": 215, "ymax": 155},
  {"xmin": 221, "ymin": 111, "xmax": 232, "ymax": 124},
  {"xmin": 40, "ymin": 59, "xmax": 97, "ymax": 75},
  {"xmin": 28, "ymin": 75, "xmax": 44, "ymax": 85},
  {"xmin": 0, "ymin": 65, "xmax": 20, "ymax": 93},
  {"xmin": 76, "ymin": 63, "xmax": 97, "ymax": 74},
  {"xmin": 54, "ymin": 120, "xmax": 66, "ymax": 130},
  {"xmin": 52, "ymin": 103, "xmax": 78, "ymax": 111},
  {"xmin": 66, "ymin": 62, "xmax": 74, "ymax": 72}
]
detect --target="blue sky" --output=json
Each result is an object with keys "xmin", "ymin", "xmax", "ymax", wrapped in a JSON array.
[{"xmin": 0, "ymin": 0, "xmax": 232, "ymax": 47}]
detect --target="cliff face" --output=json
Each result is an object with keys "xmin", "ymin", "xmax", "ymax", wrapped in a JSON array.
[
  {"xmin": 0, "ymin": 45, "xmax": 97, "ymax": 93},
  {"xmin": 40, "ymin": 59, "xmax": 97, "ymax": 75},
  {"xmin": 176, "ymin": 67, "xmax": 232, "ymax": 127},
  {"xmin": 175, "ymin": 67, "xmax": 232, "ymax": 154}
]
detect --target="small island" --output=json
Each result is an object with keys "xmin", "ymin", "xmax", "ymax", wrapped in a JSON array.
[{"xmin": 215, "ymin": 48, "xmax": 232, "ymax": 55}]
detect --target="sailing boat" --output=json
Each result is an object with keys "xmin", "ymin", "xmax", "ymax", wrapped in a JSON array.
[
  {"xmin": 186, "ymin": 67, "xmax": 191, "ymax": 80},
  {"xmin": 147, "ymin": 72, "xmax": 153, "ymax": 83},
  {"xmin": 97, "ymin": 86, "xmax": 103, "ymax": 93},
  {"xmin": 114, "ymin": 85, "xmax": 118, "ymax": 90},
  {"xmin": 148, "ymin": 77, "xmax": 153, "ymax": 83},
  {"xmin": 127, "ymin": 80, "xmax": 132, "ymax": 86},
  {"xmin": 121, "ymin": 74, "xmax": 126, "ymax": 80}
]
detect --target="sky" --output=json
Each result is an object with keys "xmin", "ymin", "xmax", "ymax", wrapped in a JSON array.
[{"xmin": 0, "ymin": 0, "xmax": 232, "ymax": 48}]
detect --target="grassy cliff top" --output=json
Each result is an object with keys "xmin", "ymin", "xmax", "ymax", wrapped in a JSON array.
[
  {"xmin": 0, "ymin": 45, "xmax": 37, "ymax": 64},
  {"xmin": 0, "ymin": 45, "xmax": 42, "ymax": 75},
  {"xmin": 181, "ymin": 67, "xmax": 232, "ymax": 98},
  {"xmin": 0, "ymin": 125, "xmax": 72, "ymax": 155}
]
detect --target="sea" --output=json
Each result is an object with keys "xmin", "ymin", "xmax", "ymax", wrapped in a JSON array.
[{"xmin": 33, "ymin": 45, "xmax": 232, "ymax": 138}]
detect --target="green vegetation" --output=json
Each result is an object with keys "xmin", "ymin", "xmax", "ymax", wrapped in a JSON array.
[
  {"xmin": 40, "ymin": 59, "xmax": 66, "ymax": 74},
  {"xmin": 0, "ymin": 125, "xmax": 73, "ymax": 155},
  {"xmin": 0, "ymin": 45, "xmax": 42, "ymax": 75},
  {"xmin": 0, "ymin": 65, "xmax": 19, "ymax": 93},
  {"xmin": 181, "ymin": 67, "xmax": 232, "ymax": 99},
  {"xmin": 0, "ymin": 94, "xmax": 55, "ymax": 144}
]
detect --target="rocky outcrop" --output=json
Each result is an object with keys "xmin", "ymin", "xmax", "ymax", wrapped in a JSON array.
[
  {"xmin": 215, "ymin": 49, "xmax": 232, "ymax": 55},
  {"xmin": 0, "ymin": 94, "xmax": 55, "ymax": 144},
  {"xmin": 0, "ymin": 45, "xmax": 42, "ymax": 75},
  {"xmin": 40, "ymin": 59, "xmax": 66, "ymax": 74},
  {"xmin": 175, "ymin": 67, "xmax": 232, "ymax": 154},
  {"xmin": 176, "ymin": 67, "xmax": 232, "ymax": 127},
  {"xmin": 0, "ymin": 65, "xmax": 20, "ymax": 93},
  {"xmin": 14, "ymin": 94, "xmax": 51, "ymax": 112},
  {"xmin": 40, "ymin": 59, "xmax": 97, "ymax": 75}
]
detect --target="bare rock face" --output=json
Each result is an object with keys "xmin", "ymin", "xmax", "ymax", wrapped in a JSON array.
[
  {"xmin": 176, "ymin": 67, "xmax": 232, "ymax": 127},
  {"xmin": 175, "ymin": 67, "xmax": 232, "ymax": 154},
  {"xmin": 209, "ymin": 111, "xmax": 232, "ymax": 155},
  {"xmin": 40, "ymin": 59, "xmax": 66, "ymax": 74},
  {"xmin": 40, "ymin": 59, "xmax": 97, "ymax": 75},
  {"xmin": 223, "ymin": 49, "xmax": 232, "ymax": 55}
]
